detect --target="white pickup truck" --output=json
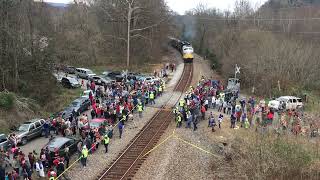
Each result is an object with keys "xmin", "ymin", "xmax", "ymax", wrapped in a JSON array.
[{"xmin": 268, "ymin": 96, "xmax": 303, "ymax": 110}]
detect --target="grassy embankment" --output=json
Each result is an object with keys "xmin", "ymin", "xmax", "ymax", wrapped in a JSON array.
[{"xmin": 218, "ymin": 129, "xmax": 320, "ymax": 179}]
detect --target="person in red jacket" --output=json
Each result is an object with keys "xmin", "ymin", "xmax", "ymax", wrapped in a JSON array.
[{"xmin": 201, "ymin": 105, "xmax": 206, "ymax": 120}]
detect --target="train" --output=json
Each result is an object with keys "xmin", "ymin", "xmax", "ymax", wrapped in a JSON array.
[{"xmin": 169, "ymin": 37, "xmax": 194, "ymax": 63}]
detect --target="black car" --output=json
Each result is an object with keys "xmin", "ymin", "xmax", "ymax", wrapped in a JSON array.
[
  {"xmin": 42, "ymin": 137, "xmax": 80, "ymax": 158},
  {"xmin": 106, "ymin": 71, "xmax": 121, "ymax": 79},
  {"xmin": 61, "ymin": 97, "xmax": 91, "ymax": 119},
  {"xmin": 127, "ymin": 72, "xmax": 142, "ymax": 81},
  {"xmin": 61, "ymin": 77, "xmax": 81, "ymax": 88},
  {"xmin": 90, "ymin": 75, "xmax": 111, "ymax": 86},
  {"xmin": 0, "ymin": 134, "xmax": 10, "ymax": 150},
  {"xmin": 64, "ymin": 66, "xmax": 76, "ymax": 74}
]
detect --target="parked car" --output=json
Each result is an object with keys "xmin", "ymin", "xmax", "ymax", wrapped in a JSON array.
[
  {"xmin": 61, "ymin": 77, "xmax": 80, "ymax": 88},
  {"xmin": 127, "ymin": 72, "xmax": 142, "ymax": 81},
  {"xmin": 53, "ymin": 73, "xmax": 62, "ymax": 83},
  {"xmin": 89, "ymin": 118, "xmax": 108, "ymax": 129},
  {"xmin": 105, "ymin": 71, "xmax": 124, "ymax": 82},
  {"xmin": 14, "ymin": 119, "xmax": 45, "ymax": 145},
  {"xmin": 81, "ymin": 90, "xmax": 95, "ymax": 99},
  {"xmin": 42, "ymin": 137, "xmax": 80, "ymax": 158},
  {"xmin": 75, "ymin": 68, "xmax": 96, "ymax": 79},
  {"xmin": 64, "ymin": 66, "xmax": 76, "ymax": 74},
  {"xmin": 268, "ymin": 96, "xmax": 303, "ymax": 111},
  {"xmin": 142, "ymin": 76, "xmax": 160, "ymax": 84},
  {"xmin": 90, "ymin": 75, "xmax": 111, "ymax": 86},
  {"xmin": 61, "ymin": 97, "xmax": 91, "ymax": 119},
  {"xmin": 0, "ymin": 134, "xmax": 10, "ymax": 150},
  {"xmin": 105, "ymin": 71, "xmax": 121, "ymax": 79}
]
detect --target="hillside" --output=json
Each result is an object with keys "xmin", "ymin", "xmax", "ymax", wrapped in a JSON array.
[{"xmin": 263, "ymin": 0, "xmax": 320, "ymax": 8}]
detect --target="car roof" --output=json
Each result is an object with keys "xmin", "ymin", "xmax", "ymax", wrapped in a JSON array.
[
  {"xmin": 278, "ymin": 96, "xmax": 301, "ymax": 99},
  {"xmin": 24, "ymin": 119, "xmax": 43, "ymax": 124},
  {"xmin": 64, "ymin": 77, "xmax": 77, "ymax": 80},
  {"xmin": 90, "ymin": 118, "xmax": 106, "ymax": 123},
  {"xmin": 76, "ymin": 68, "xmax": 92, "ymax": 71},
  {"xmin": 83, "ymin": 90, "xmax": 92, "ymax": 93},
  {"xmin": 78, "ymin": 96, "xmax": 88, "ymax": 101},
  {"xmin": 46, "ymin": 137, "xmax": 73, "ymax": 149}
]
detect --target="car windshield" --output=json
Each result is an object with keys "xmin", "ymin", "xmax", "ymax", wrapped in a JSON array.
[
  {"xmin": 46, "ymin": 139, "xmax": 63, "ymax": 151},
  {"xmin": 87, "ymin": 70, "xmax": 94, "ymax": 74},
  {"xmin": 71, "ymin": 101, "xmax": 80, "ymax": 107},
  {"xmin": 68, "ymin": 78, "xmax": 78, "ymax": 84},
  {"xmin": 0, "ymin": 135, "xmax": 7, "ymax": 143},
  {"xmin": 18, "ymin": 124, "xmax": 29, "ymax": 131},
  {"xmin": 90, "ymin": 122, "xmax": 102, "ymax": 128},
  {"xmin": 276, "ymin": 98, "xmax": 286, "ymax": 102}
]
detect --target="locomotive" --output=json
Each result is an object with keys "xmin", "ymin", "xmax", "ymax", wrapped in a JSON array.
[{"xmin": 169, "ymin": 37, "xmax": 194, "ymax": 63}]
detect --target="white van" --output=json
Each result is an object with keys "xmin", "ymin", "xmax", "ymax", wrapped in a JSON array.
[
  {"xmin": 268, "ymin": 96, "xmax": 303, "ymax": 110},
  {"xmin": 75, "ymin": 68, "xmax": 96, "ymax": 79}
]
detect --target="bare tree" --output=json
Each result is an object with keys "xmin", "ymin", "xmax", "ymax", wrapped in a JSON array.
[{"xmin": 96, "ymin": 0, "xmax": 169, "ymax": 68}]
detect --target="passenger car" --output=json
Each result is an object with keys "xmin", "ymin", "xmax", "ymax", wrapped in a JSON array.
[
  {"xmin": 61, "ymin": 97, "xmax": 91, "ymax": 119},
  {"xmin": 268, "ymin": 96, "xmax": 303, "ymax": 111},
  {"xmin": 64, "ymin": 66, "xmax": 76, "ymax": 74},
  {"xmin": 104, "ymin": 71, "xmax": 124, "ymax": 82},
  {"xmin": 61, "ymin": 77, "xmax": 80, "ymax": 88},
  {"xmin": 0, "ymin": 134, "xmax": 10, "ymax": 150},
  {"xmin": 81, "ymin": 90, "xmax": 95, "ymax": 98},
  {"xmin": 89, "ymin": 118, "xmax": 107, "ymax": 129},
  {"xmin": 90, "ymin": 75, "xmax": 111, "ymax": 85},
  {"xmin": 142, "ymin": 76, "xmax": 160, "ymax": 83},
  {"xmin": 127, "ymin": 72, "xmax": 141, "ymax": 81},
  {"xmin": 14, "ymin": 119, "xmax": 45, "ymax": 145},
  {"xmin": 75, "ymin": 68, "xmax": 96, "ymax": 79},
  {"xmin": 42, "ymin": 137, "xmax": 80, "ymax": 158}
]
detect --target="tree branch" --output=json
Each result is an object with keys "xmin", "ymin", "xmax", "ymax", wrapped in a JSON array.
[
  {"xmin": 105, "ymin": 35, "xmax": 127, "ymax": 42},
  {"xmin": 130, "ymin": 17, "xmax": 169, "ymax": 33},
  {"xmin": 131, "ymin": 34, "xmax": 150, "ymax": 40},
  {"xmin": 131, "ymin": 34, "xmax": 152, "ymax": 46}
]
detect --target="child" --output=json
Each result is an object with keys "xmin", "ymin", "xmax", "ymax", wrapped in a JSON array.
[{"xmin": 208, "ymin": 113, "xmax": 216, "ymax": 132}]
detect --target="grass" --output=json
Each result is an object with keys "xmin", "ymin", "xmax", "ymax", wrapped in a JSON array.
[
  {"xmin": 303, "ymin": 92, "xmax": 320, "ymax": 113},
  {"xmin": 221, "ymin": 129, "xmax": 320, "ymax": 179}
]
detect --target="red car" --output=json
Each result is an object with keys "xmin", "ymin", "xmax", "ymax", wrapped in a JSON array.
[{"xmin": 89, "ymin": 118, "xmax": 108, "ymax": 129}]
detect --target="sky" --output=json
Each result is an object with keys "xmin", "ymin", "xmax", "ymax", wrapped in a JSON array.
[{"xmin": 43, "ymin": 0, "xmax": 269, "ymax": 14}]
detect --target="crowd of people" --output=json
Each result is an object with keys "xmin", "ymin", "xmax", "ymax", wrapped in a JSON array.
[
  {"xmin": 173, "ymin": 76, "xmax": 310, "ymax": 136},
  {"xmin": 0, "ymin": 66, "xmax": 169, "ymax": 180},
  {"xmin": 1, "ymin": 64, "xmax": 316, "ymax": 179}
]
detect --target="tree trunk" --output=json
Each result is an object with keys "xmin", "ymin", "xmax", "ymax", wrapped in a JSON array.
[
  {"xmin": 199, "ymin": 24, "xmax": 206, "ymax": 57},
  {"xmin": 127, "ymin": 5, "xmax": 131, "ymax": 68}
]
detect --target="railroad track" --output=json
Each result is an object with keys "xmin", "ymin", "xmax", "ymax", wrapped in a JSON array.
[{"xmin": 97, "ymin": 63, "xmax": 193, "ymax": 180}]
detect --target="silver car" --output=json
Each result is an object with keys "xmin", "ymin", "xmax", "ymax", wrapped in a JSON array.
[
  {"xmin": 0, "ymin": 134, "xmax": 10, "ymax": 150},
  {"xmin": 14, "ymin": 119, "xmax": 45, "ymax": 145}
]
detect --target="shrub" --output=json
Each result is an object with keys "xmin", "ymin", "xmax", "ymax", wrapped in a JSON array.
[{"xmin": 0, "ymin": 92, "xmax": 15, "ymax": 110}]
